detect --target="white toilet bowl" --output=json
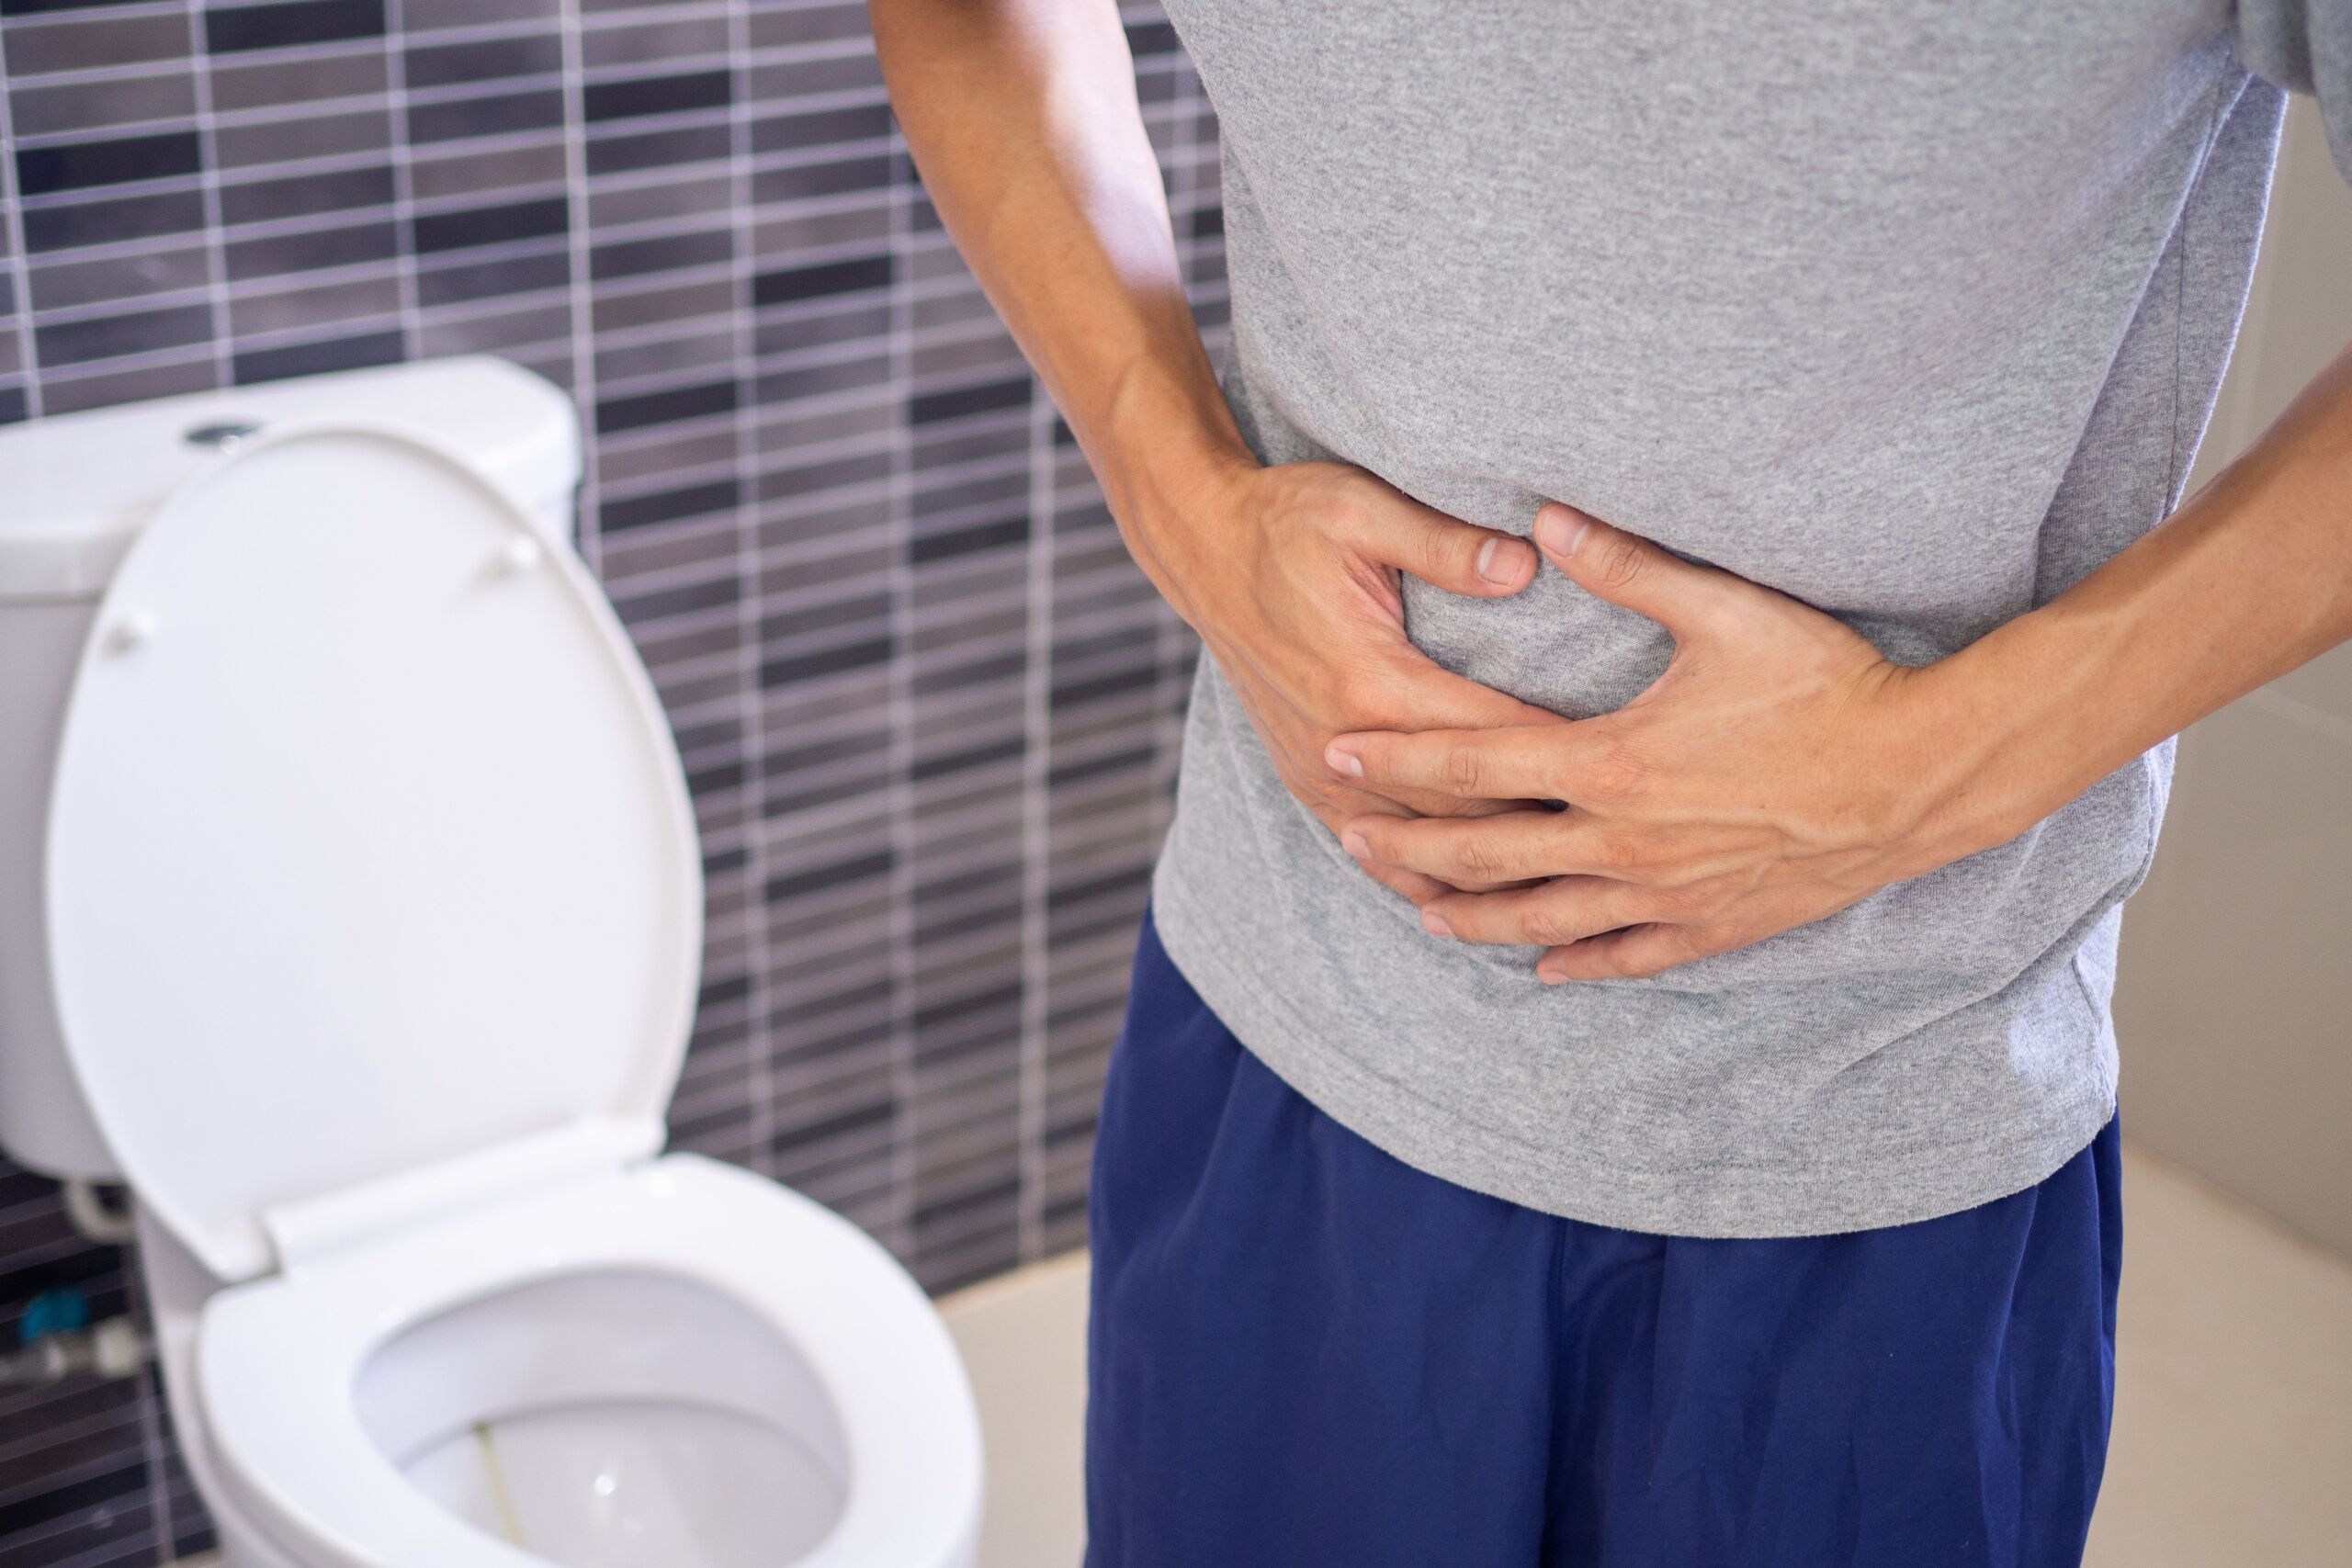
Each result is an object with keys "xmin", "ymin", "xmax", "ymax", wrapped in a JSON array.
[
  {"xmin": 196, "ymin": 1155, "xmax": 979, "ymax": 1568},
  {"xmin": 0, "ymin": 360, "xmax": 985, "ymax": 1568}
]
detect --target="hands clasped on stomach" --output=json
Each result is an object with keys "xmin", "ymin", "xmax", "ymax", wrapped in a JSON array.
[{"xmin": 1169, "ymin": 460, "xmax": 1993, "ymax": 985}]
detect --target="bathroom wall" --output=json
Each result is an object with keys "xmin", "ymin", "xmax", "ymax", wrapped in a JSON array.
[
  {"xmin": 2112, "ymin": 96, "xmax": 2352, "ymax": 1258},
  {"xmin": 0, "ymin": 3, "xmax": 1219, "ymax": 1562}
]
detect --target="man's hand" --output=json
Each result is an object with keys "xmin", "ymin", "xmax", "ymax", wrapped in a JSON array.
[
  {"xmin": 1326, "ymin": 503, "xmax": 1978, "ymax": 981},
  {"xmin": 1152, "ymin": 457, "xmax": 1568, "ymax": 901}
]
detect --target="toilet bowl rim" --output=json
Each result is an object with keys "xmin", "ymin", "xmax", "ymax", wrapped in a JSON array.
[{"xmin": 191, "ymin": 1152, "xmax": 984, "ymax": 1568}]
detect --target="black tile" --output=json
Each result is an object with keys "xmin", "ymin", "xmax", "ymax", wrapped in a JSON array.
[
  {"xmin": 766, "ymin": 849, "xmax": 894, "ymax": 904},
  {"xmin": 1124, "ymin": 17, "xmax": 1178, "ymax": 55},
  {"xmin": 911, "ymin": 734, "xmax": 1024, "ymax": 782},
  {"xmin": 15, "ymin": 130, "xmax": 202, "ymax": 197},
  {"xmin": 911, "ymin": 513, "xmax": 1029, "ymax": 566},
  {"xmin": 1189, "ymin": 204, "xmax": 1224, "ymax": 240},
  {"xmin": 232, "ymin": 328, "xmax": 405, "ymax": 384},
  {"xmin": 402, "ymin": 32, "xmax": 562, "ymax": 89},
  {"xmin": 599, "ymin": 475, "xmax": 741, "ymax": 532},
  {"xmin": 1051, "ymin": 659, "xmax": 1158, "ymax": 709},
  {"xmin": 0, "ymin": 386, "xmax": 28, "ymax": 425},
  {"xmin": 749, "ymin": 103, "xmax": 892, "ymax": 157},
  {"xmin": 218, "ymin": 164, "xmax": 395, "ymax": 226},
  {"xmin": 589, "ymin": 227, "xmax": 729, "ymax": 281},
  {"xmin": 0, "ymin": 1454, "xmax": 150, "ymax": 1551},
  {"xmin": 773, "ymin": 1100, "xmax": 893, "ymax": 1156},
  {"xmin": 203, "ymin": 0, "xmax": 386, "ymax": 54},
  {"xmin": 585, "ymin": 121, "xmax": 731, "ymax": 176},
  {"xmin": 582, "ymin": 69, "xmax": 729, "ymax": 122},
  {"xmin": 596, "ymin": 377, "xmax": 737, "ymax": 434},
  {"xmin": 752, "ymin": 253, "xmax": 891, "ymax": 307},
  {"xmin": 751, "ymin": 153, "xmax": 892, "ymax": 207},
  {"xmin": 411, "ymin": 194, "xmax": 569, "ymax": 254},
  {"xmin": 416, "ymin": 247, "xmax": 572, "ymax": 306},
  {"xmin": 35, "ymin": 302, "xmax": 213, "ymax": 367},
  {"xmin": 224, "ymin": 218, "xmax": 399, "ymax": 280},
  {"xmin": 909, "ymin": 375, "xmax": 1031, "ymax": 425},
  {"xmin": 1047, "ymin": 745, "xmax": 1154, "ymax": 789},
  {"xmin": 759, "ymin": 635, "xmax": 895, "ymax": 688},
  {"xmin": 405, "ymin": 86, "xmax": 565, "ymax": 143}
]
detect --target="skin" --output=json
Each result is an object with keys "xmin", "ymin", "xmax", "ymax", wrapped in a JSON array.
[{"xmin": 871, "ymin": 0, "xmax": 2352, "ymax": 982}]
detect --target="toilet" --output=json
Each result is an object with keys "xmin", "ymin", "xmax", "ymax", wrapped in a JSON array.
[{"xmin": 0, "ymin": 357, "xmax": 984, "ymax": 1568}]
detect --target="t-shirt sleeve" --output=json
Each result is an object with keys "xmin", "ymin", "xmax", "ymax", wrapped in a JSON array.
[{"xmin": 2234, "ymin": 0, "xmax": 2352, "ymax": 179}]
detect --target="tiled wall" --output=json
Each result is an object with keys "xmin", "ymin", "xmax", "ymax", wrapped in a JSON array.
[{"xmin": 0, "ymin": 2, "xmax": 1222, "ymax": 1562}]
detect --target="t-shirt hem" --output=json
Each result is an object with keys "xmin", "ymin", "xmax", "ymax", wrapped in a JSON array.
[{"xmin": 1148, "ymin": 863, "xmax": 2118, "ymax": 1240}]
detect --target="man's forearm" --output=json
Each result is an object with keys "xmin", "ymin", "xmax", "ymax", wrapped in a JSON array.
[
  {"xmin": 866, "ymin": 0, "xmax": 1252, "ymax": 620},
  {"xmin": 1931, "ymin": 338, "xmax": 2352, "ymax": 850}
]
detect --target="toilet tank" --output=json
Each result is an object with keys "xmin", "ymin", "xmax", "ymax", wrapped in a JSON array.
[{"xmin": 0, "ymin": 356, "xmax": 584, "ymax": 1180}]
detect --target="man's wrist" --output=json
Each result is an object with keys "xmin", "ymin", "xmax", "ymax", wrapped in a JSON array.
[
  {"xmin": 1087, "ymin": 358, "xmax": 1261, "ymax": 624},
  {"xmin": 1905, "ymin": 601, "xmax": 2141, "ymax": 863}
]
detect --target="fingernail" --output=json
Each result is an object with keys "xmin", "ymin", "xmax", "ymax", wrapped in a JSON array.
[
  {"xmin": 1476, "ymin": 536, "xmax": 1533, "ymax": 584},
  {"xmin": 1534, "ymin": 505, "xmax": 1590, "ymax": 559},
  {"xmin": 1325, "ymin": 742, "xmax": 1363, "ymax": 779},
  {"xmin": 1536, "ymin": 963, "xmax": 1567, "ymax": 986},
  {"xmin": 1340, "ymin": 829, "xmax": 1370, "ymax": 859},
  {"xmin": 1421, "ymin": 908, "xmax": 1454, "ymax": 939}
]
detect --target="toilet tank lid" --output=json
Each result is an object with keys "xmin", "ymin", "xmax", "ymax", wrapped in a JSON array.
[{"xmin": 0, "ymin": 357, "xmax": 581, "ymax": 600}]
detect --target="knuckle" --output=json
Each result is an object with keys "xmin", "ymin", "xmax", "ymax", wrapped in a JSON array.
[
  {"xmin": 1442, "ymin": 748, "xmax": 1491, "ymax": 795},
  {"xmin": 1521, "ymin": 904, "xmax": 1580, "ymax": 946},
  {"xmin": 1583, "ymin": 737, "xmax": 1651, "ymax": 801},
  {"xmin": 1593, "ymin": 536, "xmax": 1650, "ymax": 593},
  {"xmin": 1590, "ymin": 833, "xmax": 1650, "ymax": 874},
  {"xmin": 1453, "ymin": 837, "xmax": 1507, "ymax": 882}
]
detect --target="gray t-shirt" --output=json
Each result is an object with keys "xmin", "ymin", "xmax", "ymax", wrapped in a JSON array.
[{"xmin": 1148, "ymin": 0, "xmax": 2352, "ymax": 1235}]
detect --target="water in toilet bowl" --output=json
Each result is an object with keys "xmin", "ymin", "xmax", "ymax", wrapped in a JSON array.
[
  {"xmin": 402, "ymin": 1396, "xmax": 842, "ymax": 1568},
  {"xmin": 355, "ymin": 1268, "xmax": 853, "ymax": 1568}
]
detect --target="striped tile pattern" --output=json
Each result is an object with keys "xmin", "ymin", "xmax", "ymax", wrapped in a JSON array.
[{"xmin": 0, "ymin": 2, "xmax": 1221, "ymax": 1561}]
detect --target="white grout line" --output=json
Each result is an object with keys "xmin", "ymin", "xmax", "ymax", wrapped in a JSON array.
[
  {"xmin": 176, "ymin": 0, "xmax": 232, "ymax": 389},
  {"xmin": 1016, "ymin": 302, "xmax": 1057, "ymax": 1262},
  {"xmin": 554, "ymin": 0, "xmax": 600, "ymax": 573},
  {"xmin": 380, "ymin": 0, "xmax": 424, "ymax": 366},
  {"xmin": 0, "ymin": 23, "xmax": 45, "ymax": 417},
  {"xmin": 724, "ymin": 0, "xmax": 781, "ymax": 1179},
  {"xmin": 883, "ymin": 112, "xmax": 921, "ymax": 1260}
]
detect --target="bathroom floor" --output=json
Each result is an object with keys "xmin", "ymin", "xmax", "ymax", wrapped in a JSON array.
[{"xmin": 169, "ymin": 1142, "xmax": 2352, "ymax": 1567}]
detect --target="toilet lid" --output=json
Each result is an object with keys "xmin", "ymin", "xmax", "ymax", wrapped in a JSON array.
[{"xmin": 43, "ymin": 422, "xmax": 702, "ymax": 1283}]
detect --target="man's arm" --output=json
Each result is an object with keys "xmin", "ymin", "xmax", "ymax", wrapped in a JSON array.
[
  {"xmin": 864, "ymin": 0, "xmax": 1242, "ymax": 615},
  {"xmin": 867, "ymin": 0, "xmax": 1575, "ymax": 901},
  {"xmin": 1935, "ymin": 337, "xmax": 2352, "ymax": 844}
]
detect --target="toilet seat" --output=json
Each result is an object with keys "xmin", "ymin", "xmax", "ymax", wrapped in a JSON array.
[
  {"xmin": 196, "ymin": 1152, "xmax": 982, "ymax": 1568},
  {"xmin": 42, "ymin": 420, "xmax": 703, "ymax": 1284}
]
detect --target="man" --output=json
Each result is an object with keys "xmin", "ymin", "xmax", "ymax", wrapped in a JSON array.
[{"xmin": 869, "ymin": 1, "xmax": 2352, "ymax": 1562}]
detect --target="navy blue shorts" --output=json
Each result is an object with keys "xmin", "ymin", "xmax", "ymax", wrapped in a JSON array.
[{"xmin": 1085, "ymin": 908, "xmax": 2121, "ymax": 1568}]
